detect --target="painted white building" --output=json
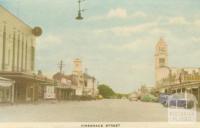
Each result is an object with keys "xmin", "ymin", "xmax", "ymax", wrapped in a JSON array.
[
  {"xmin": 72, "ymin": 58, "xmax": 85, "ymax": 96},
  {"xmin": 72, "ymin": 58, "xmax": 98, "ymax": 96},
  {"xmin": 53, "ymin": 59, "xmax": 98, "ymax": 98},
  {"xmin": 44, "ymin": 86, "xmax": 56, "ymax": 100},
  {"xmin": 83, "ymin": 73, "xmax": 98, "ymax": 96},
  {"xmin": 0, "ymin": 5, "xmax": 43, "ymax": 102},
  {"xmin": 0, "ymin": 5, "xmax": 42, "ymax": 73}
]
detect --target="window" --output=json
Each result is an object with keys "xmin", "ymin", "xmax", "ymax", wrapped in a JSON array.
[
  {"xmin": 159, "ymin": 58, "xmax": 165, "ymax": 63},
  {"xmin": 0, "ymin": 90, "xmax": 2, "ymax": 99},
  {"xmin": 7, "ymin": 49, "xmax": 10, "ymax": 66},
  {"xmin": 2, "ymin": 24, "xmax": 6, "ymax": 70},
  {"xmin": 159, "ymin": 58, "xmax": 165, "ymax": 66}
]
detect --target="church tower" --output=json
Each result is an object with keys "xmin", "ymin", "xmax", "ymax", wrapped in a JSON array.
[{"xmin": 155, "ymin": 37, "xmax": 168, "ymax": 83}]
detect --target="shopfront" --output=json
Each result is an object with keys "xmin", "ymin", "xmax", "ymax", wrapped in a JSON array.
[
  {"xmin": 0, "ymin": 77, "xmax": 14, "ymax": 103},
  {"xmin": 0, "ymin": 72, "xmax": 55, "ymax": 103},
  {"xmin": 56, "ymin": 85, "xmax": 76, "ymax": 100}
]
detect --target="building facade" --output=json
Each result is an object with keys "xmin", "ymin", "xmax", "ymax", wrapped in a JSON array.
[
  {"xmin": 0, "ymin": 6, "xmax": 36, "ymax": 73},
  {"xmin": 72, "ymin": 58, "xmax": 98, "ymax": 97},
  {"xmin": 72, "ymin": 58, "xmax": 85, "ymax": 96},
  {"xmin": 155, "ymin": 38, "xmax": 200, "ymax": 86},
  {"xmin": 155, "ymin": 38, "xmax": 169, "ymax": 85},
  {"xmin": 0, "ymin": 5, "xmax": 44, "ymax": 103},
  {"xmin": 155, "ymin": 38, "xmax": 200, "ymax": 106},
  {"xmin": 53, "ymin": 58, "xmax": 98, "ymax": 99},
  {"xmin": 83, "ymin": 73, "xmax": 98, "ymax": 96},
  {"xmin": 0, "ymin": 77, "xmax": 14, "ymax": 103}
]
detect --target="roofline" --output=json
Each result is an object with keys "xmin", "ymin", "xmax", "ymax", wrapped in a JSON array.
[
  {"xmin": 158, "ymin": 81, "xmax": 200, "ymax": 90},
  {"xmin": 0, "ymin": 72, "xmax": 55, "ymax": 84},
  {"xmin": 170, "ymin": 67, "xmax": 200, "ymax": 69},
  {"xmin": 0, "ymin": 4, "xmax": 33, "ymax": 29},
  {"xmin": 0, "ymin": 76, "xmax": 13, "ymax": 82}
]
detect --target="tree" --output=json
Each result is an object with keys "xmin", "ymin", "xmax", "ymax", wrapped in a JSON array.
[
  {"xmin": 140, "ymin": 85, "xmax": 148, "ymax": 94},
  {"xmin": 98, "ymin": 84, "xmax": 115, "ymax": 99}
]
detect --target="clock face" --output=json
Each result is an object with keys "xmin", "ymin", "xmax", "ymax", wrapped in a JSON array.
[{"xmin": 32, "ymin": 27, "xmax": 42, "ymax": 36}]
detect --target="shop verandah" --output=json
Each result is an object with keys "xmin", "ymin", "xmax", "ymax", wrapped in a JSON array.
[
  {"xmin": 56, "ymin": 85, "xmax": 76, "ymax": 100},
  {"xmin": 159, "ymin": 81, "xmax": 200, "ymax": 107},
  {"xmin": 0, "ymin": 72, "xmax": 55, "ymax": 103}
]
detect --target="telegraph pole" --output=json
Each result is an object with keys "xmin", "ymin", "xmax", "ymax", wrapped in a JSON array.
[{"xmin": 58, "ymin": 60, "xmax": 65, "ymax": 74}]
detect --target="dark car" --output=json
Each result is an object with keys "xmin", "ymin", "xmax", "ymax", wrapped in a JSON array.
[
  {"xmin": 165, "ymin": 93, "xmax": 197, "ymax": 109},
  {"xmin": 159, "ymin": 93, "xmax": 169, "ymax": 105}
]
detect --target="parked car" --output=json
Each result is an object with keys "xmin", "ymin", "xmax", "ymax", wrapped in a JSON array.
[
  {"xmin": 164, "ymin": 93, "xmax": 197, "ymax": 109},
  {"xmin": 128, "ymin": 93, "xmax": 138, "ymax": 101},
  {"xmin": 159, "ymin": 93, "xmax": 170, "ymax": 105}
]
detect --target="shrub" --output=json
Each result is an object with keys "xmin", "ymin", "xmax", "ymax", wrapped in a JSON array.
[{"xmin": 141, "ymin": 94, "xmax": 158, "ymax": 102}]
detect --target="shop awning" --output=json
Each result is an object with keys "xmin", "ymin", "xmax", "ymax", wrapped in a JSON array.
[
  {"xmin": 0, "ymin": 72, "xmax": 55, "ymax": 85},
  {"xmin": 56, "ymin": 84, "xmax": 77, "ymax": 90},
  {"xmin": 0, "ymin": 77, "xmax": 13, "ymax": 87},
  {"xmin": 0, "ymin": 82, "xmax": 13, "ymax": 87},
  {"xmin": 0, "ymin": 76, "xmax": 11, "ymax": 81}
]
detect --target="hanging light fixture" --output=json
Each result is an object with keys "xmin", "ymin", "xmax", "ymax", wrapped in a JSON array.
[{"xmin": 76, "ymin": 0, "xmax": 86, "ymax": 20}]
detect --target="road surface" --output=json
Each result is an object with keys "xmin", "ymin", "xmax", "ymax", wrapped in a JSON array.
[{"xmin": 0, "ymin": 99, "xmax": 199, "ymax": 122}]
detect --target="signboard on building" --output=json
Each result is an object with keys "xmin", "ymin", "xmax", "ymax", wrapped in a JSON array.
[
  {"xmin": 44, "ymin": 86, "xmax": 56, "ymax": 99},
  {"xmin": 168, "ymin": 93, "xmax": 197, "ymax": 122},
  {"xmin": 75, "ymin": 88, "xmax": 83, "ymax": 96}
]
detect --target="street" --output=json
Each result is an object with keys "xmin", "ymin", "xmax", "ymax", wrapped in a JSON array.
[{"xmin": 0, "ymin": 99, "xmax": 199, "ymax": 122}]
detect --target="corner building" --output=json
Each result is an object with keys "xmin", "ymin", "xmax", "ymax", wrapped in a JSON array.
[
  {"xmin": 0, "ymin": 6, "xmax": 35, "ymax": 73},
  {"xmin": 0, "ymin": 5, "xmax": 45, "ymax": 103}
]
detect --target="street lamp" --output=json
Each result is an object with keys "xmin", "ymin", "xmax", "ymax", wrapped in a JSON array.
[{"xmin": 76, "ymin": 0, "xmax": 86, "ymax": 20}]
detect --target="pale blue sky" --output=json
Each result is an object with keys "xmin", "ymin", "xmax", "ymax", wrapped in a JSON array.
[{"xmin": 1, "ymin": 0, "xmax": 200, "ymax": 93}]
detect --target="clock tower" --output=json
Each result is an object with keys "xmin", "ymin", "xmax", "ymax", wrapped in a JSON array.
[{"xmin": 155, "ymin": 37, "xmax": 169, "ymax": 83}]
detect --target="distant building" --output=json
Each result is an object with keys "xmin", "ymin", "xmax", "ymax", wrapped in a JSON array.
[
  {"xmin": 155, "ymin": 38, "xmax": 200, "ymax": 107},
  {"xmin": 155, "ymin": 38, "xmax": 200, "ymax": 86},
  {"xmin": 137, "ymin": 85, "xmax": 154, "ymax": 97},
  {"xmin": 83, "ymin": 73, "xmax": 98, "ymax": 96},
  {"xmin": 53, "ymin": 58, "xmax": 98, "ymax": 98},
  {"xmin": 69, "ymin": 58, "xmax": 98, "ymax": 96},
  {"xmin": 72, "ymin": 58, "xmax": 85, "ymax": 95},
  {"xmin": 155, "ymin": 38, "xmax": 169, "ymax": 84},
  {"xmin": 52, "ymin": 72, "xmax": 76, "ymax": 100},
  {"xmin": 0, "ymin": 5, "xmax": 48, "ymax": 103}
]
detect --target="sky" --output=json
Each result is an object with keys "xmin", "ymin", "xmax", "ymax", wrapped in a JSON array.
[{"xmin": 1, "ymin": 0, "xmax": 200, "ymax": 93}]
